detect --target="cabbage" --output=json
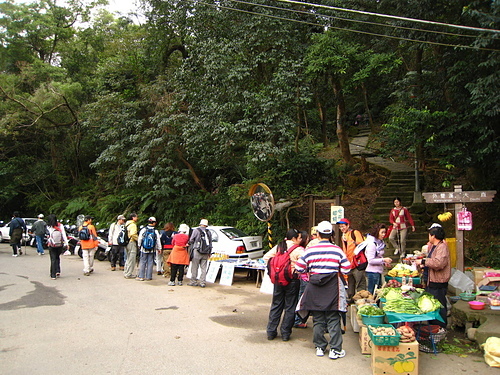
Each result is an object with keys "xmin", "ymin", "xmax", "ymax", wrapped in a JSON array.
[{"xmin": 417, "ymin": 294, "xmax": 442, "ymax": 313}]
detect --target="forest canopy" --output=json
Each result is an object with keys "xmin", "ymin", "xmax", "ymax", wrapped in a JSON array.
[{"xmin": 0, "ymin": 0, "xmax": 498, "ymax": 236}]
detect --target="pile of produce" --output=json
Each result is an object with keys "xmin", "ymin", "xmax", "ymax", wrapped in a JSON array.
[
  {"xmin": 397, "ymin": 326, "xmax": 416, "ymax": 342},
  {"xmin": 358, "ymin": 304, "xmax": 385, "ymax": 317},
  {"xmin": 378, "ymin": 286, "xmax": 442, "ymax": 315},
  {"xmin": 385, "ymin": 279, "xmax": 402, "ymax": 288},
  {"xmin": 387, "ymin": 263, "xmax": 419, "ymax": 277},
  {"xmin": 489, "ymin": 292, "xmax": 500, "ymax": 306},
  {"xmin": 352, "ymin": 290, "xmax": 375, "ymax": 306},
  {"xmin": 368, "ymin": 325, "xmax": 397, "ymax": 336},
  {"xmin": 438, "ymin": 212, "xmax": 453, "ymax": 221}
]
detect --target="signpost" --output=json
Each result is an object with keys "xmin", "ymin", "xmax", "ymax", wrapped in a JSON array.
[{"xmin": 422, "ymin": 186, "xmax": 496, "ymax": 271}]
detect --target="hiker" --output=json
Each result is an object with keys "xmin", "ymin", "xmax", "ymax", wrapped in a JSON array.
[
  {"xmin": 187, "ymin": 219, "xmax": 213, "ymax": 288},
  {"xmin": 46, "ymin": 214, "xmax": 68, "ymax": 280},
  {"xmin": 123, "ymin": 213, "xmax": 139, "ymax": 279},
  {"xmin": 295, "ymin": 221, "xmax": 350, "ymax": 359},
  {"xmin": 108, "ymin": 215, "xmax": 126, "ymax": 271},
  {"xmin": 159, "ymin": 222, "xmax": 177, "ymax": 277},
  {"xmin": 32, "ymin": 214, "xmax": 47, "ymax": 255},
  {"xmin": 388, "ymin": 197, "xmax": 415, "ymax": 256},
  {"xmin": 294, "ymin": 230, "xmax": 310, "ymax": 329},
  {"xmin": 264, "ymin": 228, "xmax": 304, "ymax": 341},
  {"xmin": 9, "ymin": 211, "xmax": 26, "ymax": 257},
  {"xmin": 365, "ymin": 223, "xmax": 392, "ymax": 295},
  {"xmin": 336, "ymin": 218, "xmax": 366, "ymax": 300},
  {"xmin": 79, "ymin": 215, "xmax": 99, "ymax": 276},
  {"xmin": 166, "ymin": 223, "xmax": 190, "ymax": 286},
  {"xmin": 136, "ymin": 217, "xmax": 162, "ymax": 281}
]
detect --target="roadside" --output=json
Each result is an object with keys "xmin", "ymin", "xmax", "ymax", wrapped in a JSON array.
[{"xmin": 0, "ymin": 244, "xmax": 497, "ymax": 375}]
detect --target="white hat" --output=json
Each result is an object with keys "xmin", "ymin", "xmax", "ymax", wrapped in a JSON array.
[
  {"xmin": 38, "ymin": 214, "xmax": 44, "ymax": 219},
  {"xmin": 117, "ymin": 215, "xmax": 126, "ymax": 220},
  {"xmin": 199, "ymin": 219, "xmax": 209, "ymax": 226},
  {"xmin": 148, "ymin": 217, "xmax": 157, "ymax": 222},
  {"xmin": 317, "ymin": 220, "xmax": 333, "ymax": 234},
  {"xmin": 428, "ymin": 223, "xmax": 442, "ymax": 230},
  {"xmin": 178, "ymin": 223, "xmax": 190, "ymax": 233}
]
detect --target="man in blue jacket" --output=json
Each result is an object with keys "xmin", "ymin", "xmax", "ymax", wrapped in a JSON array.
[{"xmin": 9, "ymin": 212, "xmax": 26, "ymax": 257}]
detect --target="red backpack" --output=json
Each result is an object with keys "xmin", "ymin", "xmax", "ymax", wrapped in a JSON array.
[{"xmin": 267, "ymin": 244, "xmax": 299, "ymax": 286}]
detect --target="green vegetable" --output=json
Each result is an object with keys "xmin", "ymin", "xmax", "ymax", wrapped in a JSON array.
[
  {"xmin": 358, "ymin": 305, "xmax": 385, "ymax": 316},
  {"xmin": 383, "ymin": 297, "xmax": 423, "ymax": 314},
  {"xmin": 417, "ymin": 293, "xmax": 442, "ymax": 313}
]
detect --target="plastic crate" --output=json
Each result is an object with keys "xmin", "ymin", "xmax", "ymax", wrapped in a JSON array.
[
  {"xmin": 361, "ymin": 314, "xmax": 385, "ymax": 325},
  {"xmin": 367, "ymin": 324, "xmax": 401, "ymax": 346}
]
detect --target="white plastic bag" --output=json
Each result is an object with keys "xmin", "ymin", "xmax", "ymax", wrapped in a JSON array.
[{"xmin": 449, "ymin": 268, "xmax": 475, "ymax": 293}]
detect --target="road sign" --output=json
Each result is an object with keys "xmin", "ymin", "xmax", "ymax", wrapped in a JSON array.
[{"xmin": 422, "ymin": 190, "xmax": 496, "ymax": 203}]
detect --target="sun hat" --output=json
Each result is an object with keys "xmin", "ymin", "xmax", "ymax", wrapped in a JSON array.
[
  {"xmin": 199, "ymin": 219, "xmax": 209, "ymax": 226},
  {"xmin": 38, "ymin": 214, "xmax": 44, "ymax": 219},
  {"xmin": 117, "ymin": 215, "xmax": 126, "ymax": 220},
  {"xmin": 178, "ymin": 223, "xmax": 190, "ymax": 233}
]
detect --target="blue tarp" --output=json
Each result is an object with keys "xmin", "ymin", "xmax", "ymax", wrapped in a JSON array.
[{"xmin": 385, "ymin": 310, "xmax": 444, "ymax": 324}]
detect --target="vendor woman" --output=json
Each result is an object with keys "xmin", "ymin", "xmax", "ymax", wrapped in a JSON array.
[{"xmin": 415, "ymin": 225, "xmax": 451, "ymax": 328}]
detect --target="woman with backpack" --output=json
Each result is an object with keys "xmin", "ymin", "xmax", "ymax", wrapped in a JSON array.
[
  {"xmin": 263, "ymin": 228, "xmax": 304, "ymax": 341},
  {"xmin": 365, "ymin": 223, "xmax": 392, "ymax": 295},
  {"xmin": 46, "ymin": 214, "xmax": 68, "ymax": 280}
]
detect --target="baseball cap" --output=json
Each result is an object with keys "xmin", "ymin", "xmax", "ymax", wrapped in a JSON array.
[
  {"xmin": 85, "ymin": 215, "xmax": 94, "ymax": 221},
  {"xmin": 317, "ymin": 221, "xmax": 333, "ymax": 234},
  {"xmin": 336, "ymin": 218, "xmax": 350, "ymax": 226},
  {"xmin": 199, "ymin": 218, "xmax": 209, "ymax": 226},
  {"xmin": 38, "ymin": 214, "xmax": 44, "ymax": 219},
  {"xmin": 117, "ymin": 215, "xmax": 126, "ymax": 220},
  {"xmin": 428, "ymin": 223, "xmax": 442, "ymax": 230},
  {"xmin": 148, "ymin": 216, "xmax": 157, "ymax": 223}
]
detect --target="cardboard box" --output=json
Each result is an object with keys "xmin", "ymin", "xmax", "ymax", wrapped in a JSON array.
[
  {"xmin": 351, "ymin": 305, "xmax": 360, "ymax": 333},
  {"xmin": 473, "ymin": 268, "xmax": 500, "ymax": 286},
  {"xmin": 371, "ymin": 341, "xmax": 419, "ymax": 375},
  {"xmin": 359, "ymin": 325, "xmax": 373, "ymax": 355}
]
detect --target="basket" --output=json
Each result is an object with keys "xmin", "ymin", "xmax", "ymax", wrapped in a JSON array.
[
  {"xmin": 415, "ymin": 325, "xmax": 447, "ymax": 353},
  {"xmin": 361, "ymin": 314, "xmax": 385, "ymax": 325},
  {"xmin": 367, "ymin": 324, "xmax": 401, "ymax": 346},
  {"xmin": 459, "ymin": 292, "xmax": 476, "ymax": 301}
]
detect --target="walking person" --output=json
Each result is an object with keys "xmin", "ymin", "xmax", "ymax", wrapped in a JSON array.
[
  {"xmin": 166, "ymin": 223, "xmax": 190, "ymax": 286},
  {"xmin": 336, "ymin": 218, "xmax": 366, "ymax": 300},
  {"xmin": 123, "ymin": 213, "xmax": 139, "ymax": 279},
  {"xmin": 9, "ymin": 212, "xmax": 26, "ymax": 257},
  {"xmin": 46, "ymin": 214, "xmax": 68, "ymax": 280},
  {"xmin": 32, "ymin": 214, "xmax": 47, "ymax": 255},
  {"xmin": 264, "ymin": 228, "xmax": 304, "ymax": 341},
  {"xmin": 159, "ymin": 222, "xmax": 177, "ymax": 277},
  {"xmin": 108, "ymin": 215, "xmax": 126, "ymax": 271},
  {"xmin": 187, "ymin": 219, "xmax": 212, "ymax": 288},
  {"xmin": 136, "ymin": 217, "xmax": 162, "ymax": 281},
  {"xmin": 295, "ymin": 221, "xmax": 350, "ymax": 360},
  {"xmin": 388, "ymin": 197, "xmax": 415, "ymax": 256},
  {"xmin": 294, "ymin": 230, "xmax": 310, "ymax": 329},
  {"xmin": 365, "ymin": 223, "xmax": 392, "ymax": 295},
  {"xmin": 79, "ymin": 215, "xmax": 99, "ymax": 276}
]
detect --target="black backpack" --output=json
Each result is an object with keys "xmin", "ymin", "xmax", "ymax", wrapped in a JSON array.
[
  {"xmin": 192, "ymin": 229, "xmax": 212, "ymax": 254},
  {"xmin": 117, "ymin": 223, "xmax": 130, "ymax": 246},
  {"xmin": 78, "ymin": 225, "xmax": 91, "ymax": 240}
]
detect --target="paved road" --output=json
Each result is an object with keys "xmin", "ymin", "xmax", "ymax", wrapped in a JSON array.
[{"xmin": 0, "ymin": 244, "xmax": 496, "ymax": 374}]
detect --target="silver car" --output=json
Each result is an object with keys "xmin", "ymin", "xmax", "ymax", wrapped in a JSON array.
[{"xmin": 0, "ymin": 218, "xmax": 37, "ymax": 243}]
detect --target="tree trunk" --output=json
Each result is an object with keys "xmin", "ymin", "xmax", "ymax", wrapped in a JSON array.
[
  {"xmin": 333, "ymin": 80, "xmax": 354, "ymax": 164},
  {"xmin": 316, "ymin": 94, "xmax": 328, "ymax": 147}
]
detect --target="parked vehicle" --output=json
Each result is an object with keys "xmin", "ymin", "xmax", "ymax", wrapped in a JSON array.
[
  {"xmin": 0, "ymin": 218, "xmax": 37, "ymax": 243},
  {"xmin": 207, "ymin": 226, "xmax": 263, "ymax": 259}
]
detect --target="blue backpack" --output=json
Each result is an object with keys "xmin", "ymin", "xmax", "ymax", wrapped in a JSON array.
[{"xmin": 142, "ymin": 227, "xmax": 156, "ymax": 250}]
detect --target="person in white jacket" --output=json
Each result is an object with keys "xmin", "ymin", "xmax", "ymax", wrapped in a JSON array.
[{"xmin": 136, "ymin": 217, "xmax": 162, "ymax": 281}]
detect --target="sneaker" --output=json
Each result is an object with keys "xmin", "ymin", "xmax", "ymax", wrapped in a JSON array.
[
  {"xmin": 329, "ymin": 349, "xmax": 346, "ymax": 359},
  {"xmin": 316, "ymin": 347, "xmax": 325, "ymax": 357},
  {"xmin": 177, "ymin": 281, "xmax": 183, "ymax": 286},
  {"xmin": 187, "ymin": 281, "xmax": 198, "ymax": 286},
  {"xmin": 124, "ymin": 275, "xmax": 135, "ymax": 279},
  {"xmin": 119, "ymin": 266, "xmax": 124, "ymax": 270},
  {"xmin": 83, "ymin": 272, "xmax": 90, "ymax": 276},
  {"xmin": 12, "ymin": 254, "xmax": 18, "ymax": 257},
  {"xmin": 38, "ymin": 253, "xmax": 42, "ymax": 256},
  {"xmin": 136, "ymin": 277, "xmax": 144, "ymax": 281},
  {"xmin": 199, "ymin": 283, "xmax": 206, "ymax": 288},
  {"xmin": 51, "ymin": 277, "xmax": 56, "ymax": 280},
  {"xmin": 168, "ymin": 281, "xmax": 175, "ymax": 286},
  {"xmin": 294, "ymin": 323, "xmax": 307, "ymax": 329},
  {"xmin": 111, "ymin": 267, "xmax": 116, "ymax": 271},
  {"xmin": 267, "ymin": 333, "xmax": 277, "ymax": 340}
]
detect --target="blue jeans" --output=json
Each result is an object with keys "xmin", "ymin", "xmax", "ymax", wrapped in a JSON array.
[
  {"xmin": 366, "ymin": 272, "xmax": 381, "ymax": 295},
  {"xmin": 138, "ymin": 252, "xmax": 154, "ymax": 280},
  {"xmin": 36, "ymin": 235, "xmax": 45, "ymax": 254}
]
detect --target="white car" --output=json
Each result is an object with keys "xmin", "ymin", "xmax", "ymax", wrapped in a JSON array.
[
  {"xmin": 0, "ymin": 218, "xmax": 37, "ymax": 243},
  {"xmin": 206, "ymin": 226, "xmax": 263, "ymax": 259}
]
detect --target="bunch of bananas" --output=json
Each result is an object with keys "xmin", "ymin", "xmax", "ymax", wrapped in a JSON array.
[
  {"xmin": 438, "ymin": 212, "xmax": 453, "ymax": 221},
  {"xmin": 388, "ymin": 269, "xmax": 419, "ymax": 277}
]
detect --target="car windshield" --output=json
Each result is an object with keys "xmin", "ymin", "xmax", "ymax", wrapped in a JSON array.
[{"xmin": 220, "ymin": 227, "xmax": 248, "ymax": 239}]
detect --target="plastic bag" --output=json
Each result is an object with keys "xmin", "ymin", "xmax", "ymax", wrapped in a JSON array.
[
  {"xmin": 449, "ymin": 268, "xmax": 475, "ymax": 293},
  {"xmin": 482, "ymin": 337, "xmax": 500, "ymax": 367}
]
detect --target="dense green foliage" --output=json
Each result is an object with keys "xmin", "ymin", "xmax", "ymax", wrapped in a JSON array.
[{"xmin": 0, "ymin": 0, "xmax": 499, "ymax": 241}]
